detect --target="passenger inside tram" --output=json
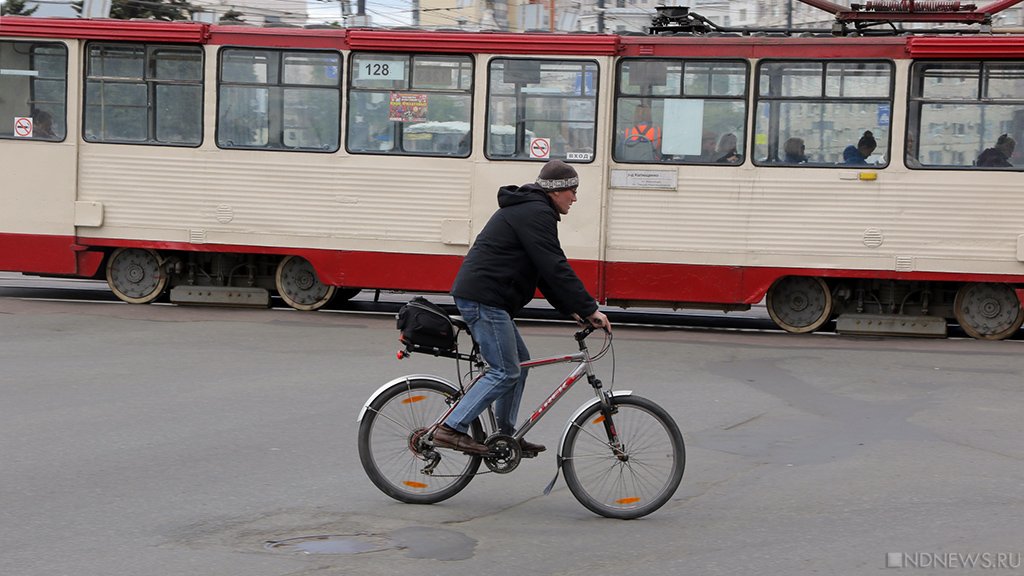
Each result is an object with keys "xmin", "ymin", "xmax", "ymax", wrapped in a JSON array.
[
  {"xmin": 714, "ymin": 133, "xmax": 741, "ymax": 163},
  {"xmin": 976, "ymin": 134, "xmax": 1016, "ymax": 167},
  {"xmin": 783, "ymin": 137, "xmax": 807, "ymax": 164},
  {"xmin": 843, "ymin": 130, "xmax": 877, "ymax": 165},
  {"xmin": 621, "ymin": 103, "xmax": 662, "ymax": 161},
  {"xmin": 32, "ymin": 109, "xmax": 56, "ymax": 139},
  {"xmin": 699, "ymin": 131, "xmax": 718, "ymax": 161}
]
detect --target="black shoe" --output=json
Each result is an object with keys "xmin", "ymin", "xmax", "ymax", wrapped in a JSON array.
[
  {"xmin": 518, "ymin": 438, "xmax": 546, "ymax": 455},
  {"xmin": 432, "ymin": 425, "xmax": 490, "ymax": 455}
]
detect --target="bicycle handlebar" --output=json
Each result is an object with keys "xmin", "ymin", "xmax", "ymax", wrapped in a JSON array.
[
  {"xmin": 574, "ymin": 324, "xmax": 611, "ymax": 342},
  {"xmin": 574, "ymin": 326, "xmax": 595, "ymax": 342}
]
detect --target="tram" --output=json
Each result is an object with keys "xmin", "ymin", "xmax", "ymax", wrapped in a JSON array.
[{"xmin": 2, "ymin": 1, "xmax": 1023, "ymax": 339}]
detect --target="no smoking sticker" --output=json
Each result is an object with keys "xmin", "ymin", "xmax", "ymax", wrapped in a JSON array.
[
  {"xmin": 14, "ymin": 117, "xmax": 33, "ymax": 138},
  {"xmin": 529, "ymin": 137, "xmax": 550, "ymax": 159}
]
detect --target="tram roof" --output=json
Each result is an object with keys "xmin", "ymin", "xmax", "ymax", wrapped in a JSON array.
[{"xmin": 2, "ymin": 16, "xmax": 1024, "ymax": 59}]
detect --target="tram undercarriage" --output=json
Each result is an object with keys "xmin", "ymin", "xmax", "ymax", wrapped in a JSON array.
[
  {"xmin": 767, "ymin": 276, "xmax": 1024, "ymax": 340},
  {"xmin": 102, "ymin": 248, "xmax": 360, "ymax": 311},
  {"xmin": 98, "ymin": 248, "xmax": 1023, "ymax": 339}
]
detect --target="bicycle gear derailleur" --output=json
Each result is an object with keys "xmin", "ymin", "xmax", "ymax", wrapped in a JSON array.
[{"xmin": 410, "ymin": 427, "xmax": 442, "ymax": 475}]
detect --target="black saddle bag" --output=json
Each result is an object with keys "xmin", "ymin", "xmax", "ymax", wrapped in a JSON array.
[{"xmin": 396, "ymin": 297, "xmax": 457, "ymax": 351}]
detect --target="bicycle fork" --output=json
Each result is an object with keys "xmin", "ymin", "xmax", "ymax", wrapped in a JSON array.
[
  {"xmin": 595, "ymin": 386, "xmax": 628, "ymax": 462},
  {"xmin": 544, "ymin": 383, "xmax": 632, "ymax": 495}
]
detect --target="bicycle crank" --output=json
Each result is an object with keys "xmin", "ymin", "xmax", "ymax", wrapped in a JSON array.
[{"xmin": 483, "ymin": 434, "xmax": 521, "ymax": 474}]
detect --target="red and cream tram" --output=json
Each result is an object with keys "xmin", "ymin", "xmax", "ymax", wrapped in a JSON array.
[{"xmin": 2, "ymin": 1, "xmax": 1023, "ymax": 339}]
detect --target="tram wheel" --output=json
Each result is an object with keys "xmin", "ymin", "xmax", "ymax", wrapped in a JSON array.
[
  {"xmin": 953, "ymin": 283, "xmax": 1023, "ymax": 341},
  {"xmin": 106, "ymin": 248, "xmax": 167, "ymax": 304},
  {"xmin": 275, "ymin": 255, "xmax": 336, "ymax": 311},
  {"xmin": 766, "ymin": 276, "xmax": 833, "ymax": 334}
]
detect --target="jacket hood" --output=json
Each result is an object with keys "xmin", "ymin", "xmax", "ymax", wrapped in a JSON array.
[
  {"xmin": 497, "ymin": 183, "xmax": 546, "ymax": 207},
  {"xmin": 497, "ymin": 183, "xmax": 557, "ymax": 215}
]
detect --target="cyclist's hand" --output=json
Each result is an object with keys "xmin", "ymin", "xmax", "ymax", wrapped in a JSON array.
[{"xmin": 586, "ymin": 310, "xmax": 611, "ymax": 333}]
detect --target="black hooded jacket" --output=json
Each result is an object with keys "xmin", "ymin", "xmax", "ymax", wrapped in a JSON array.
[{"xmin": 451, "ymin": 183, "xmax": 598, "ymax": 318}]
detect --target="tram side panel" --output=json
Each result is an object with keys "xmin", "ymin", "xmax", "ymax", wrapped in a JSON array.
[
  {"xmin": 0, "ymin": 38, "xmax": 88, "ymax": 276},
  {"xmin": 604, "ymin": 165, "xmax": 756, "ymax": 308},
  {"xmin": 74, "ymin": 147, "xmax": 474, "ymax": 289}
]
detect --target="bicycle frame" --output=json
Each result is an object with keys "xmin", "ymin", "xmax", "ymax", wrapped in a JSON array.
[
  {"xmin": 369, "ymin": 327, "xmax": 613, "ymax": 451},
  {"xmin": 429, "ymin": 329, "xmax": 608, "ymax": 442},
  {"xmin": 513, "ymin": 351, "xmax": 595, "ymax": 441}
]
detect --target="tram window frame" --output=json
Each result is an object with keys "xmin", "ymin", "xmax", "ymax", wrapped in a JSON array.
[
  {"xmin": 906, "ymin": 60, "xmax": 1024, "ymax": 171},
  {"xmin": 346, "ymin": 52, "xmax": 473, "ymax": 158},
  {"xmin": 84, "ymin": 42, "xmax": 204, "ymax": 147},
  {"xmin": 753, "ymin": 59, "xmax": 895, "ymax": 168},
  {"xmin": 613, "ymin": 58, "xmax": 749, "ymax": 165},
  {"xmin": 0, "ymin": 41, "xmax": 68, "ymax": 142},
  {"xmin": 484, "ymin": 57, "xmax": 599, "ymax": 163},
  {"xmin": 217, "ymin": 47, "xmax": 341, "ymax": 153}
]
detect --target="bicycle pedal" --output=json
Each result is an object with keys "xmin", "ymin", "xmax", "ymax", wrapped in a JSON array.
[{"xmin": 520, "ymin": 451, "xmax": 539, "ymax": 458}]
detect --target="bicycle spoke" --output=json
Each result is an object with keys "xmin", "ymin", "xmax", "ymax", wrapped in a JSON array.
[
  {"xmin": 359, "ymin": 380, "xmax": 482, "ymax": 504},
  {"xmin": 562, "ymin": 397, "xmax": 684, "ymax": 518}
]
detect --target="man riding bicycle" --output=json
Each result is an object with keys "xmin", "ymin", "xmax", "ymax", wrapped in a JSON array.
[{"xmin": 432, "ymin": 160, "xmax": 612, "ymax": 456}]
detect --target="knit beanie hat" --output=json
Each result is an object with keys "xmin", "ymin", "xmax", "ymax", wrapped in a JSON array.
[{"xmin": 535, "ymin": 160, "xmax": 579, "ymax": 191}]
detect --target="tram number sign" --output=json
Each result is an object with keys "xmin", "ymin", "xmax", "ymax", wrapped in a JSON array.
[
  {"xmin": 14, "ymin": 117, "xmax": 33, "ymax": 138},
  {"xmin": 529, "ymin": 137, "xmax": 551, "ymax": 159},
  {"xmin": 359, "ymin": 60, "xmax": 406, "ymax": 81}
]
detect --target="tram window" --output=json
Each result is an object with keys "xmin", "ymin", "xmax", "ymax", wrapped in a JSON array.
[
  {"xmin": 0, "ymin": 41, "xmax": 67, "ymax": 141},
  {"xmin": 218, "ymin": 49, "xmax": 340, "ymax": 152},
  {"xmin": 614, "ymin": 58, "xmax": 747, "ymax": 164},
  {"xmin": 347, "ymin": 53, "xmax": 472, "ymax": 157},
  {"xmin": 486, "ymin": 58, "xmax": 599, "ymax": 162},
  {"xmin": 908, "ymin": 61, "xmax": 1024, "ymax": 170},
  {"xmin": 84, "ymin": 43, "xmax": 202, "ymax": 146},
  {"xmin": 753, "ymin": 60, "xmax": 893, "ymax": 167}
]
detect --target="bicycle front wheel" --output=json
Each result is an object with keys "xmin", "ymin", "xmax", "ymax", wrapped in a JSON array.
[
  {"xmin": 358, "ymin": 378, "xmax": 483, "ymax": 504},
  {"xmin": 562, "ymin": 395, "xmax": 685, "ymax": 519}
]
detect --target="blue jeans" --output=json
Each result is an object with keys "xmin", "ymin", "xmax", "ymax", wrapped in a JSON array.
[{"xmin": 445, "ymin": 298, "xmax": 530, "ymax": 435}]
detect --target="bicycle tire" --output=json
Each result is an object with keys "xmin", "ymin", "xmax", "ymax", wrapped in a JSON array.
[
  {"xmin": 562, "ymin": 394, "xmax": 685, "ymax": 519},
  {"xmin": 358, "ymin": 378, "xmax": 485, "ymax": 504}
]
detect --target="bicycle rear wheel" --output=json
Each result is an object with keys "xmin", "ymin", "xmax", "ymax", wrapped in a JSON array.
[
  {"xmin": 358, "ymin": 378, "xmax": 484, "ymax": 504},
  {"xmin": 562, "ymin": 394, "xmax": 685, "ymax": 519}
]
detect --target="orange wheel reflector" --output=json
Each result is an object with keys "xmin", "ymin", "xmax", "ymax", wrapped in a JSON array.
[
  {"xmin": 591, "ymin": 415, "xmax": 606, "ymax": 424},
  {"xmin": 403, "ymin": 481, "xmax": 429, "ymax": 489},
  {"xmin": 615, "ymin": 497, "xmax": 642, "ymax": 505},
  {"xmin": 401, "ymin": 395, "xmax": 427, "ymax": 404}
]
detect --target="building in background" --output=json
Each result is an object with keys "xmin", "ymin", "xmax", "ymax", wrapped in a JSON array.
[
  {"xmin": 190, "ymin": 0, "xmax": 309, "ymax": 26},
  {"xmin": 3, "ymin": 0, "xmax": 308, "ymax": 25},
  {"xmin": 5, "ymin": 0, "xmax": 1021, "ymax": 30},
  {"xmin": 415, "ymin": 0, "xmax": 1023, "ymax": 33}
]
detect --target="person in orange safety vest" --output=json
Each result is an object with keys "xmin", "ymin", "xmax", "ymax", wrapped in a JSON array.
[{"xmin": 622, "ymin": 104, "xmax": 662, "ymax": 160}]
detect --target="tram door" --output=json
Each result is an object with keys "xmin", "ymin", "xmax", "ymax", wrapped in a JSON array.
[
  {"xmin": 0, "ymin": 38, "xmax": 80, "ymax": 274},
  {"xmin": 470, "ymin": 55, "xmax": 611, "ymax": 297}
]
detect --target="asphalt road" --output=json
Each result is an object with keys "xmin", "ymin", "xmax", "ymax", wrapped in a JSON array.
[{"xmin": 1, "ymin": 292, "xmax": 1022, "ymax": 575}]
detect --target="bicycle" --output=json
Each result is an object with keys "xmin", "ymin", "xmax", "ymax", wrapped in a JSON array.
[{"xmin": 357, "ymin": 317, "xmax": 685, "ymax": 519}]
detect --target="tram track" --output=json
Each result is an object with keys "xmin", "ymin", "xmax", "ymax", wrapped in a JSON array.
[
  {"xmin": 0, "ymin": 272, "xmax": 783, "ymax": 333},
  {"xmin": 3, "ymin": 272, "xmax": 1018, "ymax": 339}
]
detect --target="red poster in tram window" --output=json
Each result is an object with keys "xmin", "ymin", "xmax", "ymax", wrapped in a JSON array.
[{"xmin": 389, "ymin": 93, "xmax": 428, "ymax": 122}]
